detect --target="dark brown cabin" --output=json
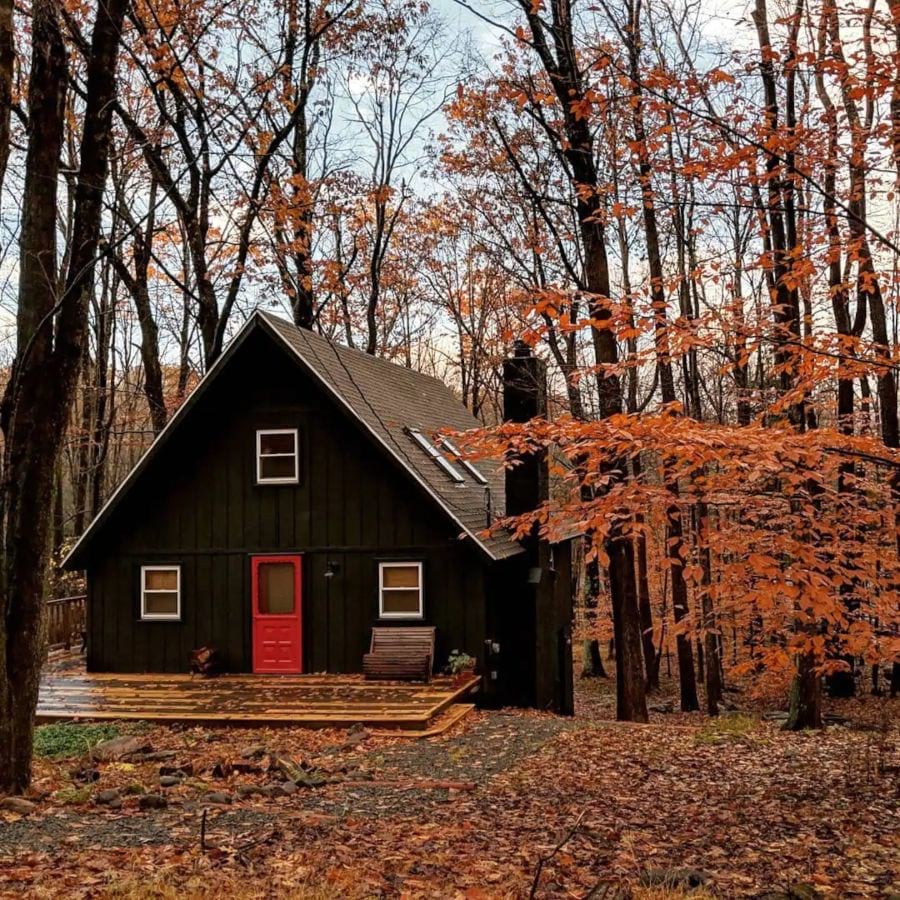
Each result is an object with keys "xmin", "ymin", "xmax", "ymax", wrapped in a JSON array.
[{"xmin": 64, "ymin": 311, "xmax": 574, "ymax": 713}]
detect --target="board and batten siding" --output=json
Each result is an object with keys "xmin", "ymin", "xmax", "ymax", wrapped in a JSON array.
[{"xmin": 85, "ymin": 330, "xmax": 488, "ymax": 674}]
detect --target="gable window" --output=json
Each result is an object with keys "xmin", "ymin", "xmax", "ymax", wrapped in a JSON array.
[
  {"xmin": 256, "ymin": 429, "xmax": 299, "ymax": 484},
  {"xmin": 379, "ymin": 562, "xmax": 423, "ymax": 619},
  {"xmin": 141, "ymin": 566, "xmax": 181, "ymax": 620}
]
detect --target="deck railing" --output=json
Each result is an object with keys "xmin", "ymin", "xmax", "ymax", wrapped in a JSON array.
[{"xmin": 46, "ymin": 594, "xmax": 86, "ymax": 651}]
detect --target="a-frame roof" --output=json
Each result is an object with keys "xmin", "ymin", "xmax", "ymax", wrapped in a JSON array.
[{"xmin": 64, "ymin": 310, "xmax": 522, "ymax": 569}]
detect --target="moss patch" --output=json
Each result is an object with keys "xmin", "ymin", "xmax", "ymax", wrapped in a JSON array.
[{"xmin": 693, "ymin": 714, "xmax": 759, "ymax": 746}]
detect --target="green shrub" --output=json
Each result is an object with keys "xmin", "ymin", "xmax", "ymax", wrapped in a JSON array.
[{"xmin": 33, "ymin": 722, "xmax": 121, "ymax": 759}]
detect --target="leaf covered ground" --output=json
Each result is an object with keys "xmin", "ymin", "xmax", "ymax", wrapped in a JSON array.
[{"xmin": 1, "ymin": 673, "xmax": 897, "ymax": 899}]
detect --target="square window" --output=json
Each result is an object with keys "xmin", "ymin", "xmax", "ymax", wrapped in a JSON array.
[
  {"xmin": 141, "ymin": 566, "xmax": 181, "ymax": 620},
  {"xmin": 256, "ymin": 429, "xmax": 299, "ymax": 484},
  {"xmin": 257, "ymin": 562, "xmax": 296, "ymax": 614},
  {"xmin": 379, "ymin": 562, "xmax": 423, "ymax": 619}
]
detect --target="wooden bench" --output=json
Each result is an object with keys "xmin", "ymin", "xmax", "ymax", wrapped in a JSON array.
[{"xmin": 362, "ymin": 626, "xmax": 435, "ymax": 682}]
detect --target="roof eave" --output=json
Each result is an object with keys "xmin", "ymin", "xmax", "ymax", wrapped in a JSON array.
[
  {"xmin": 61, "ymin": 314, "xmax": 266, "ymax": 569},
  {"xmin": 65, "ymin": 310, "xmax": 523, "ymax": 569}
]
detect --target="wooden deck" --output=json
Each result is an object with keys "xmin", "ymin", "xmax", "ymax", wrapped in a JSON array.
[{"xmin": 36, "ymin": 671, "xmax": 480, "ymax": 731}]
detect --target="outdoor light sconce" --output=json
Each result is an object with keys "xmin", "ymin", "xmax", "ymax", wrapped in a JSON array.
[
  {"xmin": 324, "ymin": 560, "xmax": 340, "ymax": 579},
  {"xmin": 527, "ymin": 566, "xmax": 542, "ymax": 584}
]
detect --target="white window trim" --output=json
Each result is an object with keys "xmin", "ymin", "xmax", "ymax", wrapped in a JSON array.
[
  {"xmin": 378, "ymin": 561, "xmax": 424, "ymax": 619},
  {"xmin": 256, "ymin": 428, "xmax": 299, "ymax": 484},
  {"xmin": 140, "ymin": 565, "xmax": 181, "ymax": 621}
]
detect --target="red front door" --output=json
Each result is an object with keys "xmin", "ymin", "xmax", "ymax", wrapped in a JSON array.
[{"xmin": 252, "ymin": 555, "xmax": 302, "ymax": 673}]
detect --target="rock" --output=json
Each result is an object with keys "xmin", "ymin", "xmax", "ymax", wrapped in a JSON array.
[
  {"xmin": 295, "ymin": 770, "xmax": 328, "ymax": 789},
  {"xmin": 639, "ymin": 868, "xmax": 708, "ymax": 890},
  {"xmin": 94, "ymin": 789, "xmax": 121, "ymax": 806},
  {"xmin": 341, "ymin": 725, "xmax": 371, "ymax": 748},
  {"xmin": 139, "ymin": 794, "xmax": 167, "ymax": 810},
  {"xmin": 70, "ymin": 767, "xmax": 100, "ymax": 783},
  {"xmin": 0, "ymin": 797, "xmax": 36, "ymax": 815},
  {"xmin": 346, "ymin": 769, "xmax": 374, "ymax": 781},
  {"xmin": 107, "ymin": 798, "xmax": 123, "ymax": 810},
  {"xmin": 236, "ymin": 784, "xmax": 261, "ymax": 799},
  {"xmin": 91, "ymin": 735, "xmax": 152, "ymax": 762},
  {"xmin": 327, "ymin": 774, "xmax": 345, "ymax": 784},
  {"xmin": 205, "ymin": 792, "xmax": 231, "ymax": 805},
  {"xmin": 263, "ymin": 783, "xmax": 287, "ymax": 798},
  {"xmin": 160, "ymin": 764, "xmax": 193, "ymax": 777},
  {"xmin": 240, "ymin": 745, "xmax": 267, "ymax": 760},
  {"xmin": 649, "ymin": 702, "xmax": 676, "ymax": 714},
  {"xmin": 268, "ymin": 753, "xmax": 305, "ymax": 783},
  {"xmin": 211, "ymin": 762, "xmax": 232, "ymax": 780},
  {"xmin": 823, "ymin": 715, "xmax": 852, "ymax": 727},
  {"xmin": 763, "ymin": 711, "xmax": 790, "ymax": 722},
  {"xmin": 280, "ymin": 781, "xmax": 298, "ymax": 795},
  {"xmin": 135, "ymin": 751, "xmax": 177, "ymax": 762},
  {"xmin": 159, "ymin": 776, "xmax": 181, "ymax": 788},
  {"xmin": 29, "ymin": 778, "xmax": 55, "ymax": 800},
  {"xmin": 757, "ymin": 885, "xmax": 822, "ymax": 900}
]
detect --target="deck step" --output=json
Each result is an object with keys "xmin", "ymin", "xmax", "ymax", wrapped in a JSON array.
[{"xmin": 36, "ymin": 673, "xmax": 481, "ymax": 731}]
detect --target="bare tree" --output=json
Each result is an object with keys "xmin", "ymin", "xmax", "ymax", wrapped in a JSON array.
[{"xmin": 0, "ymin": 0, "xmax": 127, "ymax": 792}]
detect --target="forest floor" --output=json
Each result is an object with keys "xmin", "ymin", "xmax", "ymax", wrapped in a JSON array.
[{"xmin": 0, "ymin": 663, "xmax": 898, "ymax": 899}]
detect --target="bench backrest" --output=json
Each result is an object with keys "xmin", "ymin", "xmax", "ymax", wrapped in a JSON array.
[{"xmin": 369, "ymin": 626, "xmax": 435, "ymax": 659}]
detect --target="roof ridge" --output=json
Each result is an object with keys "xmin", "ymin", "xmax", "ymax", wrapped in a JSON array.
[{"xmin": 255, "ymin": 309, "xmax": 455, "ymax": 395}]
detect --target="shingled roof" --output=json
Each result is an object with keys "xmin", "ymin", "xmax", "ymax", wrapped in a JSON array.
[
  {"xmin": 64, "ymin": 310, "xmax": 523, "ymax": 568},
  {"xmin": 258, "ymin": 312, "xmax": 521, "ymax": 559}
]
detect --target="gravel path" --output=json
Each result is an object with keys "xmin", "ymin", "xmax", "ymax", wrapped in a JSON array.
[{"xmin": 0, "ymin": 713, "xmax": 573, "ymax": 854}]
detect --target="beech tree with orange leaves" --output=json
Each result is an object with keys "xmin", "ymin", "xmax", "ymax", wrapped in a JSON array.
[{"xmin": 443, "ymin": 0, "xmax": 900, "ymax": 724}]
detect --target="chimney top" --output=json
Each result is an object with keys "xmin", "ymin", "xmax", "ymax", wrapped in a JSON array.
[{"xmin": 512, "ymin": 339, "xmax": 532, "ymax": 358}]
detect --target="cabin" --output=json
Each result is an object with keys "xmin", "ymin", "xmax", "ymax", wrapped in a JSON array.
[{"xmin": 63, "ymin": 311, "xmax": 575, "ymax": 713}]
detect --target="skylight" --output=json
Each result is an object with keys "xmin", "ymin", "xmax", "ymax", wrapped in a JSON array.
[
  {"xmin": 407, "ymin": 428, "xmax": 465, "ymax": 483},
  {"xmin": 440, "ymin": 437, "xmax": 489, "ymax": 485}
]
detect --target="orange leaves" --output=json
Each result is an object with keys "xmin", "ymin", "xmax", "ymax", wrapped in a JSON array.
[
  {"xmin": 706, "ymin": 68, "xmax": 736, "ymax": 86},
  {"xmin": 457, "ymin": 407, "xmax": 900, "ymax": 680}
]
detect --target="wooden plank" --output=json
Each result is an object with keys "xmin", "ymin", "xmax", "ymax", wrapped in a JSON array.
[
  {"xmin": 371, "ymin": 703, "xmax": 475, "ymax": 739},
  {"xmin": 37, "ymin": 671, "xmax": 480, "ymax": 731}
]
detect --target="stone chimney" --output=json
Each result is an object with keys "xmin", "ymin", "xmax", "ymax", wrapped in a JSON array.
[{"xmin": 502, "ymin": 340, "xmax": 549, "ymax": 518}]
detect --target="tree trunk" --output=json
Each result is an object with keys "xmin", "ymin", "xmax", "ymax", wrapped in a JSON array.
[
  {"xmin": 0, "ymin": 0, "xmax": 11, "ymax": 193},
  {"xmin": 624, "ymin": 2, "xmax": 698, "ymax": 712},
  {"xmin": 632, "ymin": 458, "xmax": 658, "ymax": 690},
  {"xmin": 784, "ymin": 651, "xmax": 822, "ymax": 730},
  {"xmin": 608, "ymin": 537, "xmax": 648, "ymax": 722},
  {"xmin": 0, "ymin": 0, "xmax": 68, "ymax": 793},
  {"xmin": 697, "ymin": 501, "xmax": 722, "ymax": 715},
  {"xmin": 581, "ymin": 639, "xmax": 607, "ymax": 679},
  {"xmin": 512, "ymin": 0, "xmax": 647, "ymax": 722},
  {"xmin": 0, "ymin": 0, "xmax": 126, "ymax": 792}
]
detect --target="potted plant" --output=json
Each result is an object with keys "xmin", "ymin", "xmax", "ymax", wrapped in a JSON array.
[{"xmin": 447, "ymin": 650, "xmax": 476, "ymax": 686}]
